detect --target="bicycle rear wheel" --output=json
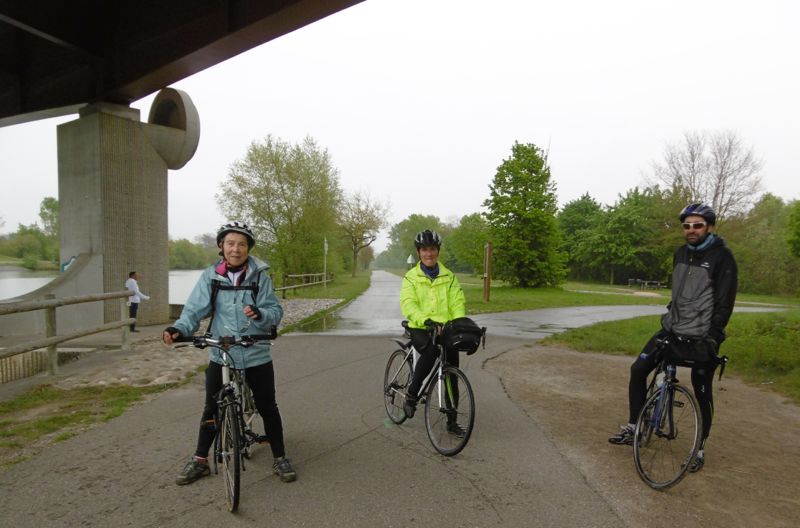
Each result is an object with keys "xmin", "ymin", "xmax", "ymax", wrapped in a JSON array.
[
  {"xmin": 633, "ymin": 383, "xmax": 701, "ymax": 489},
  {"xmin": 424, "ymin": 366, "xmax": 475, "ymax": 456},
  {"xmin": 384, "ymin": 349, "xmax": 413, "ymax": 424},
  {"xmin": 220, "ymin": 395, "xmax": 241, "ymax": 512}
]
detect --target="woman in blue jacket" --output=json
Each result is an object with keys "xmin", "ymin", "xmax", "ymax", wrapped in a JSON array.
[{"xmin": 163, "ymin": 222, "xmax": 296, "ymax": 485}]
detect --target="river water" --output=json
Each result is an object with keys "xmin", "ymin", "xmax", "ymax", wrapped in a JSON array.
[{"xmin": 0, "ymin": 267, "xmax": 202, "ymax": 304}]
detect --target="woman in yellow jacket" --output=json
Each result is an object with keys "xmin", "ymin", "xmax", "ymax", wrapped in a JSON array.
[{"xmin": 400, "ymin": 229, "xmax": 466, "ymax": 432}]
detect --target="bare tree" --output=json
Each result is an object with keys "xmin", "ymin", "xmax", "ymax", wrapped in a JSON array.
[
  {"xmin": 652, "ymin": 130, "xmax": 763, "ymax": 219},
  {"xmin": 339, "ymin": 191, "xmax": 389, "ymax": 277}
]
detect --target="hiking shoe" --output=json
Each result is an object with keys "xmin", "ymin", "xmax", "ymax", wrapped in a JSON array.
[
  {"xmin": 608, "ymin": 424, "xmax": 635, "ymax": 445},
  {"xmin": 403, "ymin": 397, "xmax": 417, "ymax": 419},
  {"xmin": 689, "ymin": 452, "xmax": 705, "ymax": 473},
  {"xmin": 447, "ymin": 422, "xmax": 467, "ymax": 438},
  {"xmin": 176, "ymin": 458, "xmax": 210, "ymax": 485},
  {"xmin": 273, "ymin": 457, "xmax": 297, "ymax": 483}
]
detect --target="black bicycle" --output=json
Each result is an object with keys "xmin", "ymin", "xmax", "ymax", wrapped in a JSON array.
[
  {"xmin": 174, "ymin": 330, "xmax": 276, "ymax": 512},
  {"xmin": 633, "ymin": 336, "xmax": 726, "ymax": 489},
  {"xmin": 383, "ymin": 321, "xmax": 477, "ymax": 456}
]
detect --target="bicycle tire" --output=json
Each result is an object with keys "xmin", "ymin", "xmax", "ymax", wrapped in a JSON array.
[
  {"xmin": 633, "ymin": 383, "xmax": 701, "ymax": 490},
  {"xmin": 424, "ymin": 366, "xmax": 475, "ymax": 456},
  {"xmin": 383, "ymin": 349, "xmax": 413, "ymax": 424},
  {"xmin": 220, "ymin": 395, "xmax": 241, "ymax": 512}
]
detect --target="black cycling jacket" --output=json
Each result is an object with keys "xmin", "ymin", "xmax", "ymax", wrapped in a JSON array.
[{"xmin": 660, "ymin": 235, "xmax": 738, "ymax": 342}]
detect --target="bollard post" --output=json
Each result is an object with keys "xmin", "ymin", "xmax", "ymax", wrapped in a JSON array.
[
  {"xmin": 44, "ymin": 293, "xmax": 58, "ymax": 375},
  {"xmin": 483, "ymin": 242, "xmax": 493, "ymax": 302},
  {"xmin": 121, "ymin": 300, "xmax": 131, "ymax": 352}
]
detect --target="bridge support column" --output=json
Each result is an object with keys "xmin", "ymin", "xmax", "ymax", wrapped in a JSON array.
[{"xmin": 55, "ymin": 89, "xmax": 199, "ymax": 330}]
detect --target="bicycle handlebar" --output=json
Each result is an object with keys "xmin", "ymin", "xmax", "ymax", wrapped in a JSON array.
[
  {"xmin": 172, "ymin": 325, "xmax": 278, "ymax": 349},
  {"xmin": 654, "ymin": 334, "xmax": 729, "ymax": 380}
]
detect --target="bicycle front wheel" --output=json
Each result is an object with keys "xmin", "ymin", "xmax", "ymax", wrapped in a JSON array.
[
  {"xmin": 384, "ymin": 349, "xmax": 413, "ymax": 424},
  {"xmin": 633, "ymin": 383, "xmax": 701, "ymax": 490},
  {"xmin": 424, "ymin": 366, "xmax": 475, "ymax": 456},
  {"xmin": 220, "ymin": 395, "xmax": 241, "ymax": 512}
]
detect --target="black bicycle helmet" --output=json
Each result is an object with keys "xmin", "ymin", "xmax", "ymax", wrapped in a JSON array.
[
  {"xmin": 216, "ymin": 221, "xmax": 256, "ymax": 248},
  {"xmin": 679, "ymin": 203, "xmax": 716, "ymax": 226},
  {"xmin": 414, "ymin": 229, "xmax": 442, "ymax": 249}
]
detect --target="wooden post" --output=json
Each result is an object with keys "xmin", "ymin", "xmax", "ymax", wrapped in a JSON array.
[
  {"xmin": 120, "ymin": 300, "xmax": 130, "ymax": 352},
  {"xmin": 483, "ymin": 242, "xmax": 493, "ymax": 302},
  {"xmin": 44, "ymin": 293, "xmax": 58, "ymax": 375}
]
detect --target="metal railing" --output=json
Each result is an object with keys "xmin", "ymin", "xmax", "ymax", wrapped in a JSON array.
[{"xmin": 0, "ymin": 290, "xmax": 135, "ymax": 378}]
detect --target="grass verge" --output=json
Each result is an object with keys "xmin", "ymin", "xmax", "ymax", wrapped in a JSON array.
[
  {"xmin": 542, "ymin": 309, "xmax": 800, "ymax": 404},
  {"xmin": 0, "ymin": 384, "xmax": 171, "ymax": 468},
  {"xmin": 279, "ymin": 271, "xmax": 371, "ymax": 334}
]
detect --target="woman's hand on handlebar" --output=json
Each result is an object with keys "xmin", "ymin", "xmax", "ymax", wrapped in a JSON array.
[{"xmin": 162, "ymin": 326, "xmax": 183, "ymax": 345}]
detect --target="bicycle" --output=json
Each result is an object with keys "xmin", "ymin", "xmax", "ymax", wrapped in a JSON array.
[
  {"xmin": 174, "ymin": 328, "xmax": 277, "ymax": 512},
  {"xmin": 383, "ymin": 320, "xmax": 478, "ymax": 456},
  {"xmin": 633, "ymin": 335, "xmax": 727, "ymax": 489}
]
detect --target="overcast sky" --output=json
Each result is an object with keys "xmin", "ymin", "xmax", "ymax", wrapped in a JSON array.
[{"xmin": 0, "ymin": 0, "xmax": 797, "ymax": 252}]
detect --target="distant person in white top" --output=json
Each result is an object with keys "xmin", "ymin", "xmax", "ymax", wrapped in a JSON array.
[{"xmin": 125, "ymin": 271, "xmax": 150, "ymax": 332}]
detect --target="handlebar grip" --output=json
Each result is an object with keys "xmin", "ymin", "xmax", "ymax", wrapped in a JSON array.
[
  {"xmin": 171, "ymin": 335, "xmax": 196, "ymax": 343},
  {"xmin": 244, "ymin": 325, "xmax": 278, "ymax": 341}
]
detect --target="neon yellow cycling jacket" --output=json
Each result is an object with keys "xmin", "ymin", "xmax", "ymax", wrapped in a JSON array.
[{"xmin": 400, "ymin": 261, "xmax": 466, "ymax": 329}]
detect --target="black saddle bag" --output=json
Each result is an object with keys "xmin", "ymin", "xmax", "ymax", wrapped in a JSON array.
[{"xmin": 442, "ymin": 317, "xmax": 486, "ymax": 355}]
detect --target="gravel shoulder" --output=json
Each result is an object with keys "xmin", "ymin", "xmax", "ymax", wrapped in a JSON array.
[{"xmin": 485, "ymin": 342, "xmax": 800, "ymax": 528}]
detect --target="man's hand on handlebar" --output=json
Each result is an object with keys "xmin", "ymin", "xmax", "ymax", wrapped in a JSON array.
[{"xmin": 162, "ymin": 326, "xmax": 183, "ymax": 345}]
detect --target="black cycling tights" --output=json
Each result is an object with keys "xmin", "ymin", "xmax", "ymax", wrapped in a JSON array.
[
  {"xmin": 406, "ymin": 328, "xmax": 459, "ymax": 401},
  {"xmin": 629, "ymin": 332, "xmax": 717, "ymax": 444},
  {"xmin": 194, "ymin": 360, "xmax": 285, "ymax": 459}
]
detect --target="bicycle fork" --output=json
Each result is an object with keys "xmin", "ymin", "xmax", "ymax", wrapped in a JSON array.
[{"xmin": 651, "ymin": 365, "xmax": 680, "ymax": 440}]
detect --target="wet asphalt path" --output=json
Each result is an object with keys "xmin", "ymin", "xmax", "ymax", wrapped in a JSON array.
[{"xmin": 0, "ymin": 271, "xmax": 777, "ymax": 527}]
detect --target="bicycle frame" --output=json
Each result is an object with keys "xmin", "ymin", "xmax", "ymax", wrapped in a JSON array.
[
  {"xmin": 173, "ymin": 331, "xmax": 275, "ymax": 512},
  {"xmin": 389, "ymin": 329, "xmax": 450, "ymax": 405},
  {"xmin": 648, "ymin": 363, "xmax": 678, "ymax": 439},
  {"xmin": 213, "ymin": 347, "xmax": 268, "ymax": 468}
]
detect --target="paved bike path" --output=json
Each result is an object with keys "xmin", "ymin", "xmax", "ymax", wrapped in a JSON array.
[
  {"xmin": 0, "ymin": 333, "xmax": 620, "ymax": 527},
  {"xmin": 0, "ymin": 271, "xmax": 779, "ymax": 526}
]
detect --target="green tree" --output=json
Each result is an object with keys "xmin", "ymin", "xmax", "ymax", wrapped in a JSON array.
[
  {"xmin": 376, "ymin": 214, "xmax": 444, "ymax": 269},
  {"xmin": 217, "ymin": 135, "xmax": 343, "ymax": 276},
  {"xmin": 788, "ymin": 200, "xmax": 800, "ymax": 258},
  {"xmin": 483, "ymin": 141, "xmax": 565, "ymax": 287},
  {"xmin": 591, "ymin": 188, "xmax": 681, "ymax": 285},
  {"xmin": 447, "ymin": 213, "xmax": 490, "ymax": 274},
  {"xmin": 558, "ymin": 193, "xmax": 605, "ymax": 281},
  {"xmin": 339, "ymin": 191, "xmax": 389, "ymax": 277},
  {"xmin": 169, "ymin": 238, "xmax": 217, "ymax": 269},
  {"xmin": 39, "ymin": 196, "xmax": 59, "ymax": 238},
  {"xmin": 725, "ymin": 195, "xmax": 800, "ymax": 295}
]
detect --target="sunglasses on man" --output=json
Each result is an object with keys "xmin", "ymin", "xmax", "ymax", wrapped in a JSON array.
[{"xmin": 682, "ymin": 222, "xmax": 707, "ymax": 230}]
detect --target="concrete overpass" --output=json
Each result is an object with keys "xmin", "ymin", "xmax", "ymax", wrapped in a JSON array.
[{"xmin": 0, "ymin": 1, "xmax": 364, "ymax": 335}]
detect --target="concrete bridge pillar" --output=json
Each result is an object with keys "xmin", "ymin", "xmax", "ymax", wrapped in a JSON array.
[{"xmin": 56, "ymin": 89, "xmax": 200, "ymax": 328}]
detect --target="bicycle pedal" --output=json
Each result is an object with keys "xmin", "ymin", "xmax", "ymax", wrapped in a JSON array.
[{"xmin": 256, "ymin": 435, "xmax": 269, "ymax": 444}]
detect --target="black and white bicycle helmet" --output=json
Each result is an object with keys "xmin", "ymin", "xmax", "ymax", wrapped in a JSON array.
[
  {"xmin": 414, "ymin": 229, "xmax": 442, "ymax": 249},
  {"xmin": 679, "ymin": 203, "xmax": 716, "ymax": 226},
  {"xmin": 216, "ymin": 221, "xmax": 256, "ymax": 248}
]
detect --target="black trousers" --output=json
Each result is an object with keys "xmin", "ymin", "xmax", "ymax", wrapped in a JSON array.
[
  {"xmin": 406, "ymin": 328, "xmax": 459, "ymax": 400},
  {"xmin": 628, "ymin": 331, "xmax": 717, "ymax": 443},
  {"xmin": 194, "ymin": 360, "xmax": 286, "ymax": 459},
  {"xmin": 128, "ymin": 302, "xmax": 139, "ymax": 330}
]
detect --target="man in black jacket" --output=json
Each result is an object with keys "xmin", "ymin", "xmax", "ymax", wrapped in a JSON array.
[{"xmin": 608, "ymin": 203, "xmax": 738, "ymax": 473}]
